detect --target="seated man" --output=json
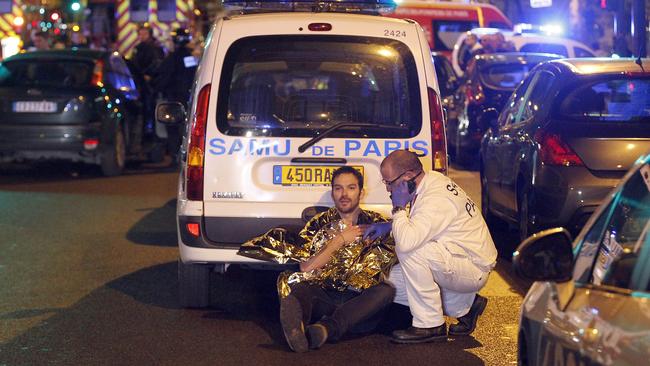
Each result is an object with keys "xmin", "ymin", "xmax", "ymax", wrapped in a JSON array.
[{"xmin": 239, "ymin": 166, "xmax": 396, "ymax": 352}]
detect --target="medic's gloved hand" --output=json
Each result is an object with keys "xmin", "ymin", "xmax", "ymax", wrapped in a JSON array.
[
  {"xmin": 362, "ymin": 222, "xmax": 392, "ymax": 241},
  {"xmin": 390, "ymin": 180, "xmax": 413, "ymax": 208}
]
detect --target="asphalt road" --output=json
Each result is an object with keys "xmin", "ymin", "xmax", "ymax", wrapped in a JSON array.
[{"xmin": 0, "ymin": 161, "xmax": 528, "ymax": 366}]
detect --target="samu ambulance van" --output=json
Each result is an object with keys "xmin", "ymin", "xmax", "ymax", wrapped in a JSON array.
[{"xmin": 157, "ymin": 0, "xmax": 448, "ymax": 307}]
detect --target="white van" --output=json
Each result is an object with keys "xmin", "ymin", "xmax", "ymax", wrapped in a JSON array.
[{"xmin": 157, "ymin": 0, "xmax": 448, "ymax": 307}]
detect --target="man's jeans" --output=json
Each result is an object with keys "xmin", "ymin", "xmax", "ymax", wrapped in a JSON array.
[{"xmin": 288, "ymin": 282, "xmax": 395, "ymax": 341}]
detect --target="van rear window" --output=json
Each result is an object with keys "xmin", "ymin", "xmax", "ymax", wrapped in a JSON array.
[
  {"xmin": 559, "ymin": 78, "xmax": 650, "ymax": 121},
  {"xmin": 0, "ymin": 59, "xmax": 93, "ymax": 88},
  {"xmin": 479, "ymin": 64, "xmax": 533, "ymax": 90},
  {"xmin": 217, "ymin": 36, "xmax": 422, "ymax": 138}
]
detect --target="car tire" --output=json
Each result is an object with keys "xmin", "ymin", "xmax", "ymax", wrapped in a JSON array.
[
  {"xmin": 178, "ymin": 259, "xmax": 210, "ymax": 308},
  {"xmin": 517, "ymin": 188, "xmax": 535, "ymax": 243},
  {"xmin": 100, "ymin": 124, "xmax": 126, "ymax": 177},
  {"xmin": 480, "ymin": 171, "xmax": 498, "ymax": 227},
  {"xmin": 149, "ymin": 140, "xmax": 166, "ymax": 163}
]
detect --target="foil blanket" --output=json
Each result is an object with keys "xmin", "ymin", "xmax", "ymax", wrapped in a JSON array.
[{"xmin": 238, "ymin": 207, "xmax": 396, "ymax": 298}]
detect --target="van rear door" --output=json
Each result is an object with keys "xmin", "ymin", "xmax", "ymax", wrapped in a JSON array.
[{"xmin": 201, "ymin": 14, "xmax": 441, "ymax": 244}]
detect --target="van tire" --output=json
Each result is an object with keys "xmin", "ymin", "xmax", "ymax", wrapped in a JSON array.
[
  {"xmin": 178, "ymin": 259, "xmax": 210, "ymax": 308},
  {"xmin": 100, "ymin": 124, "xmax": 126, "ymax": 177}
]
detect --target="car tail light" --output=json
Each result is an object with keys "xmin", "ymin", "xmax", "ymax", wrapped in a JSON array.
[
  {"xmin": 186, "ymin": 84, "xmax": 211, "ymax": 200},
  {"xmin": 83, "ymin": 138, "xmax": 99, "ymax": 150},
  {"xmin": 465, "ymin": 83, "xmax": 485, "ymax": 105},
  {"xmin": 186, "ymin": 222, "xmax": 200, "ymax": 237},
  {"xmin": 534, "ymin": 130, "xmax": 584, "ymax": 167},
  {"xmin": 428, "ymin": 87, "xmax": 447, "ymax": 173},
  {"xmin": 91, "ymin": 59, "xmax": 104, "ymax": 87}
]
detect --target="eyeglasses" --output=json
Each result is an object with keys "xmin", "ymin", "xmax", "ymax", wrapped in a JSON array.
[{"xmin": 382, "ymin": 170, "xmax": 410, "ymax": 186}]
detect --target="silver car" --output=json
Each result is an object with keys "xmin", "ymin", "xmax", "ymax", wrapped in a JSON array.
[{"xmin": 513, "ymin": 153, "xmax": 650, "ymax": 365}]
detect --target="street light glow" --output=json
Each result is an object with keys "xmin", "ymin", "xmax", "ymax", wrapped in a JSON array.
[{"xmin": 71, "ymin": 2, "xmax": 81, "ymax": 11}]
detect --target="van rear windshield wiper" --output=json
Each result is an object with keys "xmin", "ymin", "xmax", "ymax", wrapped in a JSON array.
[{"xmin": 298, "ymin": 122, "xmax": 376, "ymax": 153}]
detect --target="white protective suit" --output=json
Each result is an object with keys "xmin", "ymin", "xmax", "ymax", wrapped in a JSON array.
[{"xmin": 388, "ymin": 170, "xmax": 497, "ymax": 328}]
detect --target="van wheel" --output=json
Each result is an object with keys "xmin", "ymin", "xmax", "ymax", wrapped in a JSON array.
[
  {"xmin": 178, "ymin": 259, "xmax": 210, "ymax": 308},
  {"xmin": 100, "ymin": 124, "xmax": 126, "ymax": 177}
]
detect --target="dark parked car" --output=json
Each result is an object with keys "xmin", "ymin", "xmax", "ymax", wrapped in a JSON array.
[
  {"xmin": 0, "ymin": 49, "xmax": 154, "ymax": 176},
  {"xmin": 513, "ymin": 153, "xmax": 650, "ymax": 366},
  {"xmin": 432, "ymin": 52, "xmax": 459, "ymax": 104},
  {"xmin": 480, "ymin": 58, "xmax": 650, "ymax": 245},
  {"xmin": 432, "ymin": 52, "xmax": 460, "ymax": 128},
  {"xmin": 448, "ymin": 52, "xmax": 562, "ymax": 167}
]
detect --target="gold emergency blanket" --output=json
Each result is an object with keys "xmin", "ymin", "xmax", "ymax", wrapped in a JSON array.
[{"xmin": 238, "ymin": 208, "xmax": 396, "ymax": 298}]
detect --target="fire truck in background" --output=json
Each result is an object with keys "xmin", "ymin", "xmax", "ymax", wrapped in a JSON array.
[
  {"xmin": 385, "ymin": 1, "xmax": 512, "ymax": 58},
  {"xmin": 0, "ymin": 0, "xmax": 198, "ymax": 59},
  {"xmin": 94, "ymin": 0, "xmax": 197, "ymax": 57},
  {"xmin": 0, "ymin": 0, "xmax": 24, "ymax": 58}
]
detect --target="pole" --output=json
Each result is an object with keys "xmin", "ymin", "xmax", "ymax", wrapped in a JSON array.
[{"xmin": 632, "ymin": 0, "xmax": 646, "ymax": 57}]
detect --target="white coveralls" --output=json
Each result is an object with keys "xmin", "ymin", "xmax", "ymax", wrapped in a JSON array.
[{"xmin": 387, "ymin": 171, "xmax": 497, "ymax": 328}]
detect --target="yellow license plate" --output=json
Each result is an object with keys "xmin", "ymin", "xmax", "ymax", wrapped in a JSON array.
[{"xmin": 273, "ymin": 165, "xmax": 364, "ymax": 186}]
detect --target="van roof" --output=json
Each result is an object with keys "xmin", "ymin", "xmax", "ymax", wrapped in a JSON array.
[{"xmin": 225, "ymin": 10, "xmax": 413, "ymax": 25}]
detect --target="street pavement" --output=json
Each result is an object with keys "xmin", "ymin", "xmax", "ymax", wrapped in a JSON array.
[{"xmin": 0, "ymin": 161, "xmax": 528, "ymax": 365}]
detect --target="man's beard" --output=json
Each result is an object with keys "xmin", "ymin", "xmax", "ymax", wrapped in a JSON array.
[{"xmin": 335, "ymin": 197, "xmax": 360, "ymax": 214}]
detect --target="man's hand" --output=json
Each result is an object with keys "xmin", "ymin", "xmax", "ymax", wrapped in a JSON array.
[
  {"xmin": 338, "ymin": 225, "xmax": 367, "ymax": 246},
  {"xmin": 362, "ymin": 222, "xmax": 392, "ymax": 241},
  {"xmin": 391, "ymin": 180, "xmax": 413, "ymax": 208}
]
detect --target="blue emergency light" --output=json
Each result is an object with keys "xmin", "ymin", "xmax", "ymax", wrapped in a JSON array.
[{"xmin": 222, "ymin": 0, "xmax": 397, "ymax": 15}]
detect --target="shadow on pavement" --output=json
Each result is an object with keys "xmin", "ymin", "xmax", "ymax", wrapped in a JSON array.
[
  {"xmin": 126, "ymin": 199, "xmax": 177, "ymax": 247},
  {"xmin": 0, "ymin": 261, "xmax": 486, "ymax": 365},
  {"xmin": 0, "ymin": 159, "xmax": 178, "ymax": 187}
]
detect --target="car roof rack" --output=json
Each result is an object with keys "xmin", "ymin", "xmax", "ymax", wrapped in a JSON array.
[{"xmin": 222, "ymin": 0, "xmax": 397, "ymax": 15}]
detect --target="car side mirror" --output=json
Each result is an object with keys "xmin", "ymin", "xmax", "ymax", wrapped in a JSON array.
[
  {"xmin": 480, "ymin": 107, "xmax": 499, "ymax": 130},
  {"xmin": 512, "ymin": 228, "xmax": 574, "ymax": 282},
  {"xmin": 156, "ymin": 101, "xmax": 186, "ymax": 125}
]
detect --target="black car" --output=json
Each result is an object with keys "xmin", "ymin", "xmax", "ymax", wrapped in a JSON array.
[
  {"xmin": 480, "ymin": 58, "xmax": 650, "ymax": 245},
  {"xmin": 0, "ymin": 49, "xmax": 155, "ymax": 176},
  {"xmin": 447, "ymin": 52, "xmax": 561, "ymax": 167}
]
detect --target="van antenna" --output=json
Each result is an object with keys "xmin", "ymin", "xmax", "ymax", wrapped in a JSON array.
[{"xmin": 635, "ymin": 43, "xmax": 645, "ymax": 72}]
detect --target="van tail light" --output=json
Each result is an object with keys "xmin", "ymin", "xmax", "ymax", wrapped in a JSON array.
[
  {"xmin": 465, "ymin": 83, "xmax": 485, "ymax": 105},
  {"xmin": 91, "ymin": 59, "xmax": 104, "ymax": 87},
  {"xmin": 186, "ymin": 222, "xmax": 200, "ymax": 237},
  {"xmin": 534, "ymin": 130, "xmax": 584, "ymax": 167},
  {"xmin": 186, "ymin": 84, "xmax": 211, "ymax": 200},
  {"xmin": 428, "ymin": 87, "xmax": 447, "ymax": 173}
]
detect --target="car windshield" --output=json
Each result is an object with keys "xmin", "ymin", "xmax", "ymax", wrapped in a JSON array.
[
  {"xmin": 0, "ymin": 59, "xmax": 94, "ymax": 88},
  {"xmin": 217, "ymin": 35, "xmax": 422, "ymax": 138},
  {"xmin": 480, "ymin": 63, "xmax": 533, "ymax": 90},
  {"xmin": 559, "ymin": 78, "xmax": 650, "ymax": 122},
  {"xmin": 519, "ymin": 43, "xmax": 568, "ymax": 57}
]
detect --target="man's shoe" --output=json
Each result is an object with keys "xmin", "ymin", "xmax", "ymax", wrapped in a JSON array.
[
  {"xmin": 391, "ymin": 324, "xmax": 447, "ymax": 344},
  {"xmin": 279, "ymin": 294, "xmax": 308, "ymax": 353},
  {"xmin": 449, "ymin": 294, "xmax": 488, "ymax": 336},
  {"xmin": 306, "ymin": 323, "xmax": 328, "ymax": 349}
]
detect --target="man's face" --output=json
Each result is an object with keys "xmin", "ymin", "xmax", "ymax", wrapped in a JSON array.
[
  {"xmin": 331, "ymin": 173, "xmax": 362, "ymax": 214},
  {"xmin": 138, "ymin": 29, "xmax": 151, "ymax": 43},
  {"xmin": 32, "ymin": 35, "xmax": 48, "ymax": 50},
  {"xmin": 380, "ymin": 163, "xmax": 414, "ymax": 193}
]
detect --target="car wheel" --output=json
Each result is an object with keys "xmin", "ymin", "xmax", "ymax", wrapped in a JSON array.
[
  {"xmin": 149, "ymin": 140, "xmax": 166, "ymax": 163},
  {"xmin": 178, "ymin": 259, "xmax": 210, "ymax": 308},
  {"xmin": 480, "ymin": 171, "xmax": 497, "ymax": 226},
  {"xmin": 518, "ymin": 188, "xmax": 535, "ymax": 243},
  {"xmin": 100, "ymin": 124, "xmax": 126, "ymax": 177}
]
